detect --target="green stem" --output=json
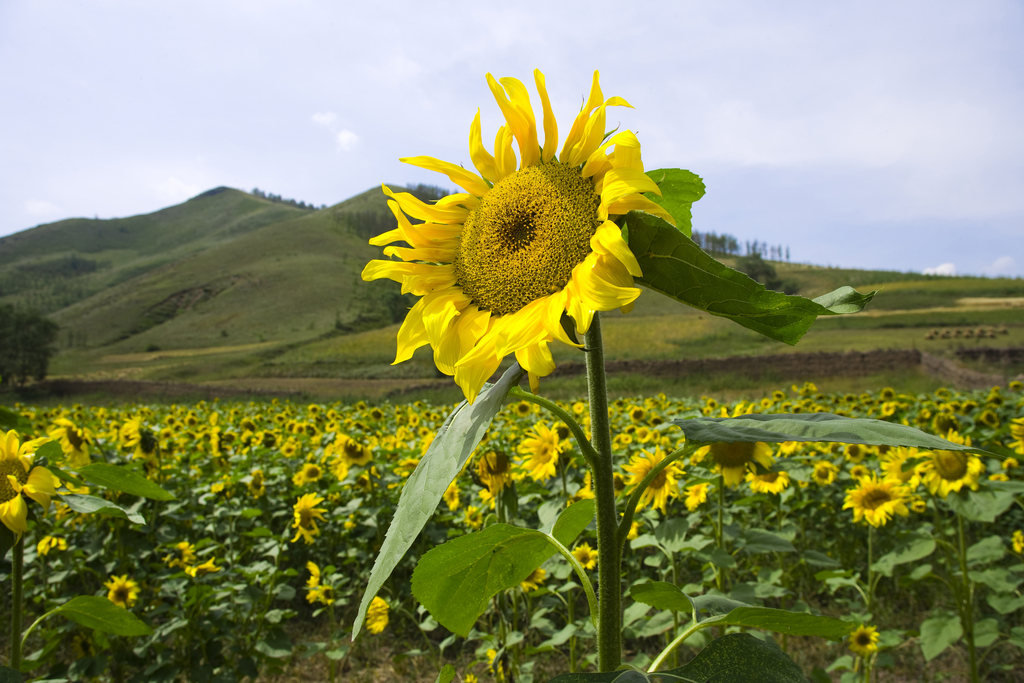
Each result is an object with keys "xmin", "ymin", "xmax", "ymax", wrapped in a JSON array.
[
  {"xmin": 648, "ymin": 615, "xmax": 705, "ymax": 672},
  {"xmin": 957, "ymin": 513, "xmax": 978, "ymax": 683},
  {"xmin": 867, "ymin": 525, "xmax": 874, "ymax": 615},
  {"xmin": 10, "ymin": 537, "xmax": 24, "ymax": 672},
  {"xmin": 716, "ymin": 476, "xmax": 725, "ymax": 592},
  {"xmin": 585, "ymin": 314, "xmax": 620, "ymax": 672}
]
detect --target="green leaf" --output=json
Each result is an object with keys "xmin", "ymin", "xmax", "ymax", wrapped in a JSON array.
[
  {"xmin": 974, "ymin": 618, "xmax": 1000, "ymax": 648},
  {"xmin": 670, "ymin": 413, "xmax": 990, "ymax": 453},
  {"xmin": 75, "ymin": 463, "xmax": 175, "ymax": 501},
  {"xmin": 411, "ymin": 523, "xmax": 560, "ymax": 637},
  {"xmin": 642, "ymin": 168, "xmax": 706, "ymax": 238},
  {"xmin": 692, "ymin": 594, "xmax": 751, "ymax": 618},
  {"xmin": 803, "ymin": 550, "xmax": 840, "ymax": 568},
  {"xmin": 60, "ymin": 494, "xmax": 145, "ymax": 525},
  {"xmin": 742, "ymin": 529, "xmax": 795, "ymax": 554},
  {"xmin": 715, "ymin": 607, "xmax": 856, "ymax": 640},
  {"xmin": 0, "ymin": 406, "xmax": 29, "ymax": 432},
  {"xmin": 966, "ymin": 535, "xmax": 1005, "ymax": 566},
  {"xmin": 53, "ymin": 596, "xmax": 152, "ymax": 636},
  {"xmin": 871, "ymin": 534, "xmax": 936, "ymax": 577},
  {"xmin": 624, "ymin": 210, "xmax": 874, "ymax": 345},
  {"xmin": 34, "ymin": 441, "xmax": 63, "ymax": 462},
  {"xmin": 434, "ymin": 664, "xmax": 456, "ymax": 683},
  {"xmin": 987, "ymin": 592, "xmax": 1024, "ymax": 615},
  {"xmin": 629, "ymin": 581, "xmax": 694, "ymax": 615},
  {"xmin": 947, "ymin": 490, "xmax": 1016, "ymax": 523},
  {"xmin": 352, "ymin": 363, "xmax": 522, "ymax": 639},
  {"xmin": 920, "ymin": 614, "xmax": 963, "ymax": 661},
  {"xmin": 654, "ymin": 518, "xmax": 690, "ymax": 553},
  {"xmin": 550, "ymin": 499, "xmax": 595, "ymax": 547},
  {"xmin": 968, "ymin": 568, "xmax": 1022, "ymax": 593}
]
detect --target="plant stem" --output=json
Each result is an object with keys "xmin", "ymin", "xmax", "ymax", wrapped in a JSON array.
[
  {"xmin": 585, "ymin": 314, "xmax": 620, "ymax": 672},
  {"xmin": 867, "ymin": 525, "xmax": 874, "ymax": 615},
  {"xmin": 10, "ymin": 537, "xmax": 24, "ymax": 672},
  {"xmin": 716, "ymin": 475, "xmax": 725, "ymax": 592},
  {"xmin": 956, "ymin": 513, "xmax": 978, "ymax": 683}
]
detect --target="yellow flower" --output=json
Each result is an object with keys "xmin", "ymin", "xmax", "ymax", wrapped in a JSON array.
[
  {"xmin": 0, "ymin": 430, "xmax": 56, "ymax": 539},
  {"xmin": 365, "ymin": 596, "xmax": 389, "ymax": 634},
  {"xmin": 164, "ymin": 541, "xmax": 197, "ymax": 569},
  {"xmin": 465, "ymin": 675, "xmax": 479, "ymax": 683},
  {"xmin": 811, "ymin": 461, "xmax": 839, "ymax": 486},
  {"xmin": 701, "ymin": 442, "xmax": 774, "ymax": 487},
  {"xmin": 917, "ymin": 433, "xmax": 984, "ymax": 498},
  {"xmin": 306, "ymin": 561, "xmax": 321, "ymax": 589},
  {"xmin": 247, "ymin": 469, "xmax": 265, "ymax": 498},
  {"xmin": 848, "ymin": 624, "xmax": 880, "ymax": 658},
  {"xmin": 520, "ymin": 567, "xmax": 547, "ymax": 592},
  {"xmin": 48, "ymin": 418, "xmax": 92, "ymax": 467},
  {"xmin": 443, "ymin": 481, "xmax": 460, "ymax": 511},
  {"xmin": 626, "ymin": 520, "xmax": 641, "ymax": 540},
  {"xmin": 477, "ymin": 451, "xmax": 512, "ymax": 493},
  {"xmin": 464, "ymin": 505, "xmax": 483, "ymax": 530},
  {"xmin": 363, "ymin": 70, "xmax": 670, "ymax": 402},
  {"xmin": 185, "ymin": 557, "xmax": 221, "ymax": 578},
  {"xmin": 843, "ymin": 474, "xmax": 910, "ymax": 527},
  {"xmin": 37, "ymin": 535, "xmax": 67, "ymax": 556},
  {"xmin": 623, "ymin": 448, "xmax": 681, "ymax": 513},
  {"xmin": 335, "ymin": 434, "xmax": 373, "ymax": 466},
  {"xmin": 305, "ymin": 562, "xmax": 335, "ymax": 605},
  {"xmin": 291, "ymin": 493, "xmax": 327, "ymax": 544},
  {"xmin": 684, "ymin": 483, "xmax": 710, "ymax": 512},
  {"xmin": 573, "ymin": 542, "xmax": 597, "ymax": 570},
  {"xmin": 517, "ymin": 422, "xmax": 562, "ymax": 482},
  {"xmin": 849, "ymin": 464, "xmax": 871, "ymax": 481},
  {"xmin": 104, "ymin": 574, "xmax": 140, "ymax": 609},
  {"xmin": 879, "ymin": 447, "xmax": 922, "ymax": 488},
  {"xmin": 1012, "ymin": 530, "xmax": 1024, "ymax": 554},
  {"xmin": 292, "ymin": 461, "xmax": 324, "ymax": 486},
  {"xmin": 747, "ymin": 470, "xmax": 790, "ymax": 495}
]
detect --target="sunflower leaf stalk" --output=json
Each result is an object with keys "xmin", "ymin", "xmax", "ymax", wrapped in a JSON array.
[{"xmin": 10, "ymin": 537, "xmax": 24, "ymax": 671}]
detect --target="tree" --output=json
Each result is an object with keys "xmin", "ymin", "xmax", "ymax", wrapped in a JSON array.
[{"xmin": 0, "ymin": 305, "xmax": 59, "ymax": 387}]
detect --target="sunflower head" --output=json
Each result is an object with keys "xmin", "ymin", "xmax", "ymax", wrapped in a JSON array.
[
  {"xmin": 363, "ymin": 70, "xmax": 674, "ymax": 402},
  {"xmin": 848, "ymin": 624, "xmax": 880, "ymax": 658},
  {"xmin": 706, "ymin": 441, "xmax": 774, "ymax": 487},
  {"xmin": 842, "ymin": 474, "xmax": 910, "ymax": 527}
]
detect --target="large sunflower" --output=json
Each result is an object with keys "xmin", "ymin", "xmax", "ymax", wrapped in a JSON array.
[
  {"xmin": 362, "ymin": 70, "xmax": 672, "ymax": 402},
  {"xmin": 843, "ymin": 474, "xmax": 909, "ymax": 527},
  {"xmin": 916, "ymin": 432, "xmax": 984, "ymax": 498},
  {"xmin": 0, "ymin": 430, "xmax": 55, "ymax": 539}
]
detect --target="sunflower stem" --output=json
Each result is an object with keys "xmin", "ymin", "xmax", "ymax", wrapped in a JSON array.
[
  {"xmin": 585, "ymin": 314, "xmax": 621, "ymax": 672},
  {"xmin": 957, "ymin": 513, "xmax": 978, "ymax": 683},
  {"xmin": 10, "ymin": 536, "xmax": 24, "ymax": 672}
]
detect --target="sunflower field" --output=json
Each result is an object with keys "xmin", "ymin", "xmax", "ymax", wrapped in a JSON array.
[{"xmin": 0, "ymin": 379, "xmax": 1022, "ymax": 682}]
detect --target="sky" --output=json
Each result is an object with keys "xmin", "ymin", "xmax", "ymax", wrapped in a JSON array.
[{"xmin": 1, "ymin": 0, "xmax": 1022, "ymax": 276}]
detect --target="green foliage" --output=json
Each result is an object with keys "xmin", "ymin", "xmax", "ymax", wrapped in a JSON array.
[
  {"xmin": 75, "ymin": 463, "xmax": 175, "ymax": 500},
  {"xmin": 48, "ymin": 596, "xmax": 152, "ymax": 636},
  {"xmin": 642, "ymin": 168, "xmax": 706, "ymax": 238},
  {"xmin": 0, "ymin": 304, "xmax": 59, "ymax": 386}
]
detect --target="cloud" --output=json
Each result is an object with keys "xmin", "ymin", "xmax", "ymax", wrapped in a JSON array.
[
  {"xmin": 981, "ymin": 256, "xmax": 1016, "ymax": 277},
  {"xmin": 923, "ymin": 263, "xmax": 957, "ymax": 276},
  {"xmin": 311, "ymin": 111, "xmax": 336, "ymax": 126},
  {"xmin": 23, "ymin": 199, "xmax": 61, "ymax": 217},
  {"xmin": 336, "ymin": 129, "xmax": 360, "ymax": 151},
  {"xmin": 154, "ymin": 177, "xmax": 201, "ymax": 201}
]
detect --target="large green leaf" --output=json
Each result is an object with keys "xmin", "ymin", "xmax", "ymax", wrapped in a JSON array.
[
  {"xmin": 550, "ymin": 499, "xmax": 596, "ymax": 547},
  {"xmin": 947, "ymin": 489, "xmax": 1016, "ymax": 522},
  {"xmin": 871, "ymin": 533, "xmax": 936, "ymax": 577},
  {"xmin": 60, "ymin": 493, "xmax": 146, "ymax": 525},
  {"xmin": 742, "ymin": 529, "xmax": 795, "ymax": 554},
  {"xmin": 920, "ymin": 614, "xmax": 962, "ymax": 661},
  {"xmin": 411, "ymin": 524, "xmax": 561, "ymax": 637},
  {"xmin": 624, "ymin": 210, "xmax": 874, "ymax": 344},
  {"xmin": 352, "ymin": 363, "xmax": 522, "ymax": 639},
  {"xmin": 670, "ymin": 413, "xmax": 990, "ymax": 453},
  {"xmin": 643, "ymin": 168, "xmax": 706, "ymax": 238},
  {"xmin": 629, "ymin": 581, "xmax": 695, "ymax": 615},
  {"xmin": 714, "ymin": 607, "xmax": 854, "ymax": 639},
  {"xmin": 76, "ymin": 463, "xmax": 175, "ymax": 501},
  {"xmin": 53, "ymin": 596, "xmax": 152, "ymax": 636}
]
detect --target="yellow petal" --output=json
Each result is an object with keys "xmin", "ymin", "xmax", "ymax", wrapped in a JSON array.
[
  {"xmin": 591, "ymin": 220, "xmax": 642, "ymax": 277},
  {"xmin": 493, "ymin": 125, "xmax": 517, "ymax": 181},
  {"xmin": 534, "ymin": 69, "xmax": 558, "ymax": 163},
  {"xmin": 394, "ymin": 297, "xmax": 429, "ymax": 364},
  {"xmin": 574, "ymin": 253, "xmax": 642, "ymax": 312},
  {"xmin": 422, "ymin": 292, "xmax": 470, "ymax": 348},
  {"xmin": 560, "ymin": 71, "xmax": 604, "ymax": 163},
  {"xmin": 381, "ymin": 185, "xmax": 469, "ymax": 224},
  {"xmin": 582, "ymin": 130, "xmax": 642, "ymax": 178},
  {"xmin": 488, "ymin": 74, "xmax": 539, "ymax": 169},
  {"xmin": 598, "ymin": 167, "xmax": 662, "ymax": 220},
  {"xmin": 434, "ymin": 305, "xmax": 490, "ymax": 375},
  {"xmin": 454, "ymin": 339, "xmax": 502, "ymax": 404},
  {"xmin": 606, "ymin": 195, "xmax": 677, "ymax": 226},
  {"xmin": 515, "ymin": 341, "xmax": 555, "ymax": 379},
  {"xmin": 469, "ymin": 109, "xmax": 500, "ymax": 184},
  {"xmin": 567, "ymin": 103, "xmax": 608, "ymax": 167},
  {"xmin": 361, "ymin": 261, "xmax": 456, "ymax": 296},
  {"xmin": 400, "ymin": 156, "xmax": 489, "ymax": 198},
  {"xmin": 24, "ymin": 466, "xmax": 54, "ymax": 511},
  {"xmin": 0, "ymin": 495, "xmax": 28, "ymax": 537},
  {"xmin": 370, "ymin": 200, "xmax": 462, "ymax": 248},
  {"xmin": 382, "ymin": 244, "xmax": 458, "ymax": 263}
]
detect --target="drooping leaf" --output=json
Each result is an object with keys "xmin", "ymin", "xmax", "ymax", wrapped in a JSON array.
[
  {"xmin": 643, "ymin": 168, "xmax": 706, "ymax": 238},
  {"xmin": 624, "ymin": 210, "xmax": 874, "ymax": 345},
  {"xmin": 60, "ymin": 494, "xmax": 146, "ymax": 525},
  {"xmin": 53, "ymin": 596, "xmax": 152, "ymax": 636},
  {"xmin": 715, "ymin": 607, "xmax": 855, "ymax": 639},
  {"xmin": 741, "ymin": 529, "xmax": 795, "ymax": 554},
  {"xmin": 411, "ymin": 524, "xmax": 561, "ymax": 637},
  {"xmin": 76, "ymin": 463, "xmax": 175, "ymax": 501},
  {"xmin": 947, "ymin": 490, "xmax": 1016, "ymax": 522},
  {"xmin": 919, "ymin": 614, "xmax": 962, "ymax": 661},
  {"xmin": 550, "ymin": 499, "xmax": 596, "ymax": 547},
  {"xmin": 871, "ymin": 533, "xmax": 936, "ymax": 577},
  {"xmin": 352, "ymin": 363, "xmax": 522, "ymax": 639},
  {"xmin": 670, "ymin": 413, "xmax": 991, "ymax": 453},
  {"xmin": 629, "ymin": 581, "xmax": 694, "ymax": 615}
]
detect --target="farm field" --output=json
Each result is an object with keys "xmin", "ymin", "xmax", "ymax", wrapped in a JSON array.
[{"xmin": 2, "ymin": 381, "xmax": 1023, "ymax": 682}]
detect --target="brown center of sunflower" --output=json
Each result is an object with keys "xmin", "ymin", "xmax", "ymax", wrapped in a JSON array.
[
  {"xmin": 855, "ymin": 632, "xmax": 873, "ymax": 647},
  {"xmin": 710, "ymin": 442, "xmax": 756, "ymax": 468},
  {"xmin": 860, "ymin": 487, "xmax": 894, "ymax": 510},
  {"xmin": 933, "ymin": 450, "xmax": 968, "ymax": 481},
  {"xmin": 0, "ymin": 460, "xmax": 26, "ymax": 503},
  {"xmin": 113, "ymin": 585, "xmax": 131, "ymax": 604},
  {"xmin": 454, "ymin": 161, "xmax": 599, "ymax": 316}
]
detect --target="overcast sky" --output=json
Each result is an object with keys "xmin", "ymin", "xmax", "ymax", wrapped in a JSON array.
[{"xmin": 2, "ymin": 0, "xmax": 1022, "ymax": 276}]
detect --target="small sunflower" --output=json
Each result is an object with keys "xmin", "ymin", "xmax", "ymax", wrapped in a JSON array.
[
  {"xmin": 363, "ymin": 70, "xmax": 673, "ymax": 402},
  {"xmin": 843, "ymin": 474, "xmax": 910, "ymax": 527},
  {"xmin": 291, "ymin": 493, "xmax": 328, "ymax": 544},
  {"xmin": 185, "ymin": 557, "xmax": 222, "ymax": 578},
  {"xmin": 164, "ymin": 541, "xmax": 197, "ymax": 570},
  {"xmin": 685, "ymin": 483, "xmax": 711, "ymax": 511},
  {"xmin": 623, "ymin": 448, "xmax": 682, "ymax": 513},
  {"xmin": 747, "ymin": 470, "xmax": 790, "ymax": 495},
  {"xmin": 443, "ymin": 481, "xmax": 460, "ymax": 511},
  {"xmin": 879, "ymin": 447, "xmax": 922, "ymax": 488},
  {"xmin": 573, "ymin": 541, "xmax": 598, "ymax": 570},
  {"xmin": 37, "ymin": 535, "xmax": 67, "ymax": 556},
  {"xmin": 699, "ymin": 442, "xmax": 774, "ymax": 487},
  {"xmin": 292, "ymin": 461, "xmax": 324, "ymax": 487},
  {"xmin": 0, "ymin": 430, "xmax": 56, "ymax": 539},
  {"xmin": 477, "ymin": 451, "xmax": 512, "ymax": 493},
  {"xmin": 917, "ymin": 433, "xmax": 984, "ymax": 498},
  {"xmin": 366, "ymin": 596, "xmax": 390, "ymax": 634},
  {"xmin": 517, "ymin": 422, "xmax": 563, "ymax": 482},
  {"xmin": 811, "ymin": 461, "xmax": 839, "ymax": 486},
  {"xmin": 104, "ymin": 574, "xmax": 140, "ymax": 609},
  {"xmin": 48, "ymin": 418, "xmax": 92, "ymax": 467},
  {"xmin": 848, "ymin": 624, "xmax": 880, "ymax": 658},
  {"xmin": 1012, "ymin": 530, "xmax": 1023, "ymax": 554},
  {"xmin": 520, "ymin": 567, "xmax": 547, "ymax": 592},
  {"xmin": 247, "ymin": 469, "xmax": 266, "ymax": 498}
]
